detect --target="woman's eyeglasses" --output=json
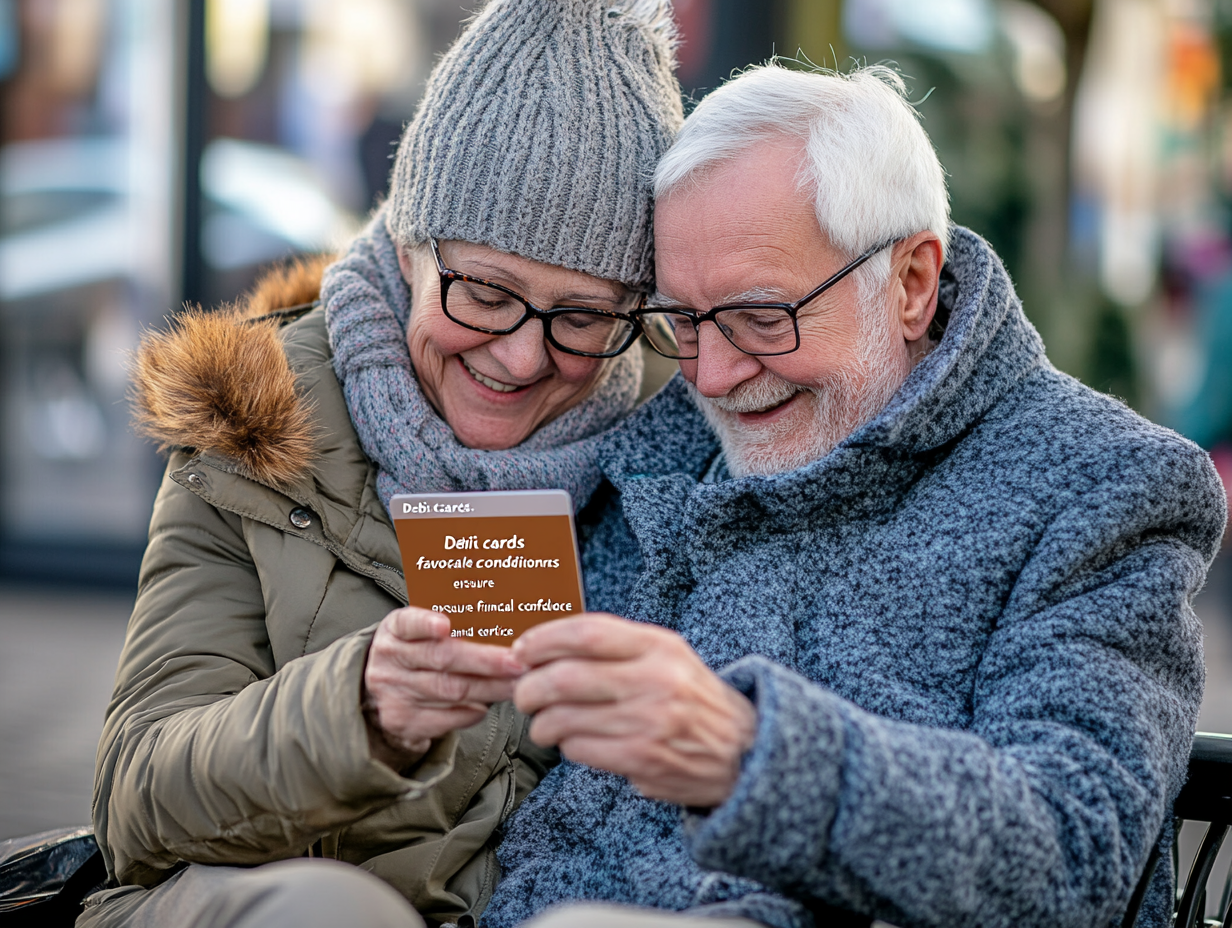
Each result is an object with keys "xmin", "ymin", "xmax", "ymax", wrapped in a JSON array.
[
  {"xmin": 633, "ymin": 240, "xmax": 897, "ymax": 360},
  {"xmin": 430, "ymin": 238, "xmax": 643, "ymax": 359}
]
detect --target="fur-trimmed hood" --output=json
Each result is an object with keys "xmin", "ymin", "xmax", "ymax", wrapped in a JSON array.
[{"xmin": 130, "ymin": 255, "xmax": 335, "ymax": 487}]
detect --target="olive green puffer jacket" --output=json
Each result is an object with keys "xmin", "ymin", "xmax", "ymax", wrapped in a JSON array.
[{"xmin": 85, "ymin": 288, "xmax": 556, "ymax": 927}]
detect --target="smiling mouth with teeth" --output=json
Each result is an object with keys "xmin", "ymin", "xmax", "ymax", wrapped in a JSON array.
[{"xmin": 461, "ymin": 357, "xmax": 522, "ymax": 393}]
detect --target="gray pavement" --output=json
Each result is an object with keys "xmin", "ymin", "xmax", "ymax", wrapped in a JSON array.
[
  {"xmin": 0, "ymin": 588, "xmax": 131, "ymax": 839},
  {"xmin": 2, "ymin": 557, "xmax": 1231, "ymax": 843}
]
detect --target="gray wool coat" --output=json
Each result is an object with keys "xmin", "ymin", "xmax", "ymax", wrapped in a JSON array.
[{"xmin": 480, "ymin": 227, "xmax": 1226, "ymax": 928}]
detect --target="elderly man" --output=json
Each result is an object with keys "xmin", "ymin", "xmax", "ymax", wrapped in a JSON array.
[{"xmin": 457, "ymin": 64, "xmax": 1226, "ymax": 928}]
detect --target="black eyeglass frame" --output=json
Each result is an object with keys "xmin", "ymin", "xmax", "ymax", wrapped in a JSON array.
[
  {"xmin": 429, "ymin": 237, "xmax": 644, "ymax": 359},
  {"xmin": 634, "ymin": 238, "xmax": 900, "ymax": 359}
]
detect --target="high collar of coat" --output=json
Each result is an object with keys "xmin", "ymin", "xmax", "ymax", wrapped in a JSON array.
[
  {"xmin": 600, "ymin": 225, "xmax": 1049, "ymax": 491},
  {"xmin": 130, "ymin": 255, "xmax": 335, "ymax": 488}
]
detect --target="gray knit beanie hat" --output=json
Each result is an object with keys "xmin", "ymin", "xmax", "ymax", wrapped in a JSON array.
[{"xmin": 385, "ymin": 0, "xmax": 682, "ymax": 291}]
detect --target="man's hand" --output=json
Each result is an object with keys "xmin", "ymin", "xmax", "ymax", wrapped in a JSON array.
[
  {"xmin": 363, "ymin": 607, "xmax": 526, "ymax": 772},
  {"xmin": 512, "ymin": 614, "xmax": 757, "ymax": 809}
]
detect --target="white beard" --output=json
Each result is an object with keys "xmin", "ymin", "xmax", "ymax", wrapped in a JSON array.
[{"xmin": 689, "ymin": 291, "xmax": 913, "ymax": 478}]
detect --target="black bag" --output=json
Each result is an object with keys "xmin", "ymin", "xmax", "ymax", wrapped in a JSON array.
[{"xmin": 0, "ymin": 827, "xmax": 106, "ymax": 927}]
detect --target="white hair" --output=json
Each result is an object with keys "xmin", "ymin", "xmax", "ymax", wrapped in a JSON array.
[{"xmin": 654, "ymin": 62, "xmax": 951, "ymax": 295}]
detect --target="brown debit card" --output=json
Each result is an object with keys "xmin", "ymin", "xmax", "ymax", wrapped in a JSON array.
[{"xmin": 390, "ymin": 489, "xmax": 585, "ymax": 645}]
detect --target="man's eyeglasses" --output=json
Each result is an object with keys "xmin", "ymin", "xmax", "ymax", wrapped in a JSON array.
[
  {"xmin": 430, "ymin": 238, "xmax": 643, "ymax": 359},
  {"xmin": 633, "ymin": 239, "xmax": 897, "ymax": 359}
]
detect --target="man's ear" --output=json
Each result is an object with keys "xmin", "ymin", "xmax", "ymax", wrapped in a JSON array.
[
  {"xmin": 397, "ymin": 243, "xmax": 416, "ymax": 284},
  {"xmin": 891, "ymin": 231, "xmax": 944, "ymax": 343}
]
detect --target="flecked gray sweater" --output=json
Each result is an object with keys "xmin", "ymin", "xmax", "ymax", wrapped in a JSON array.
[{"xmin": 481, "ymin": 227, "xmax": 1226, "ymax": 928}]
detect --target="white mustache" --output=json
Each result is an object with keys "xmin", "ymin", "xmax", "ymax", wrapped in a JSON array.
[{"xmin": 706, "ymin": 373, "xmax": 808, "ymax": 414}]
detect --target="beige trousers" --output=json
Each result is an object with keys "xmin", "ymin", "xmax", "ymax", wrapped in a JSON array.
[
  {"xmin": 77, "ymin": 859, "xmax": 423, "ymax": 928},
  {"xmin": 76, "ymin": 860, "xmax": 766, "ymax": 928}
]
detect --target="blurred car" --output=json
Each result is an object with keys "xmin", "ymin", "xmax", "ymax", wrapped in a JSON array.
[{"xmin": 0, "ymin": 135, "xmax": 356, "ymax": 301}]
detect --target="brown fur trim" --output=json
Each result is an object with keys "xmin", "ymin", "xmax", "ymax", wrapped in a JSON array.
[
  {"xmin": 239, "ymin": 254, "xmax": 335, "ymax": 319},
  {"xmin": 131, "ymin": 254, "xmax": 335, "ymax": 487}
]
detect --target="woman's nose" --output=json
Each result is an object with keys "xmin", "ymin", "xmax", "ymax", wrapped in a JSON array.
[{"xmin": 488, "ymin": 318, "xmax": 551, "ymax": 380}]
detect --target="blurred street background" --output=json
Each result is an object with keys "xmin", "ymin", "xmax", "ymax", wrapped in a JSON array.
[{"xmin": 1, "ymin": 0, "xmax": 1231, "ymax": 910}]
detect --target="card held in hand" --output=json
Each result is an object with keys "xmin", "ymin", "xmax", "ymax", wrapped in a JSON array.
[{"xmin": 390, "ymin": 489, "xmax": 585, "ymax": 645}]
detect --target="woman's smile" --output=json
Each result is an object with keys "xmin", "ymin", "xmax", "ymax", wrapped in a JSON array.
[{"xmin": 459, "ymin": 356, "xmax": 526, "ymax": 394}]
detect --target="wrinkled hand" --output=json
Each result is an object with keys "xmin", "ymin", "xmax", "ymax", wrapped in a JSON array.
[
  {"xmin": 363, "ymin": 607, "xmax": 525, "ymax": 772},
  {"xmin": 512, "ymin": 614, "xmax": 757, "ymax": 808}
]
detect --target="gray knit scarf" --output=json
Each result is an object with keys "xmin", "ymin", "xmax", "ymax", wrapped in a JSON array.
[{"xmin": 322, "ymin": 209, "xmax": 643, "ymax": 514}]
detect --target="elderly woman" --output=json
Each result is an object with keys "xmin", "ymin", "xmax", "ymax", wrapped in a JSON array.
[{"xmin": 80, "ymin": 3, "xmax": 682, "ymax": 927}]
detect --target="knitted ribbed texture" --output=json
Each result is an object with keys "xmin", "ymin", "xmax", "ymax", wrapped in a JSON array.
[
  {"xmin": 385, "ymin": 0, "xmax": 682, "ymax": 290},
  {"xmin": 323, "ymin": 208, "xmax": 643, "ymax": 514}
]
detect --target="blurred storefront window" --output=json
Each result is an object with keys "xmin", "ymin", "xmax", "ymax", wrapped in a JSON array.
[
  {"xmin": 0, "ymin": 0, "xmax": 177, "ymax": 581},
  {"xmin": 188, "ymin": 0, "xmax": 431, "ymax": 308}
]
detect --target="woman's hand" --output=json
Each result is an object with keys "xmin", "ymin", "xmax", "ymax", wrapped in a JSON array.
[
  {"xmin": 363, "ymin": 607, "xmax": 526, "ymax": 772},
  {"xmin": 512, "ymin": 614, "xmax": 757, "ymax": 809}
]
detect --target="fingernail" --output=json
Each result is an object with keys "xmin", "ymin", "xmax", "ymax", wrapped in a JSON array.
[{"xmin": 505, "ymin": 655, "xmax": 528, "ymax": 674}]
